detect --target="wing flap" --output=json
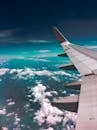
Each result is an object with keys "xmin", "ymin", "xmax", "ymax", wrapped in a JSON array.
[
  {"xmin": 65, "ymin": 81, "xmax": 81, "ymax": 90},
  {"xmin": 58, "ymin": 52, "xmax": 68, "ymax": 57},
  {"xmin": 51, "ymin": 95, "xmax": 79, "ymax": 112},
  {"xmin": 53, "ymin": 95, "xmax": 79, "ymax": 103},
  {"xmin": 59, "ymin": 63, "xmax": 76, "ymax": 70}
]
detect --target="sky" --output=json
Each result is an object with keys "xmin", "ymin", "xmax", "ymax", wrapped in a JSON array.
[{"xmin": 0, "ymin": 0, "xmax": 97, "ymax": 42}]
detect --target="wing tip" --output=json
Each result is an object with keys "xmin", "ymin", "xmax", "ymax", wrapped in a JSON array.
[{"xmin": 53, "ymin": 26, "xmax": 67, "ymax": 43}]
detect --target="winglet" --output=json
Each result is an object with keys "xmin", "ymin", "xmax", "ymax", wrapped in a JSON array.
[{"xmin": 53, "ymin": 27, "xmax": 68, "ymax": 43}]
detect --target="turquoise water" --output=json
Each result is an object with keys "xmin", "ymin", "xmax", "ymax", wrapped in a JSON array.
[{"xmin": 0, "ymin": 41, "xmax": 97, "ymax": 130}]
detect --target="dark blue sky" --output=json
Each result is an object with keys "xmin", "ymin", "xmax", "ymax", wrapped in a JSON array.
[{"xmin": 0, "ymin": 0, "xmax": 97, "ymax": 42}]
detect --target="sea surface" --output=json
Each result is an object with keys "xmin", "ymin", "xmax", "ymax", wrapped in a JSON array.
[{"xmin": 0, "ymin": 40, "xmax": 97, "ymax": 130}]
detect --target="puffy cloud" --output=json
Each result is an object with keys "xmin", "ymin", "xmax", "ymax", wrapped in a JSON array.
[
  {"xmin": 32, "ymin": 83, "xmax": 47, "ymax": 102},
  {"xmin": 6, "ymin": 112, "xmax": 15, "ymax": 117},
  {"xmin": 2, "ymin": 127, "xmax": 8, "ymax": 130},
  {"xmin": 7, "ymin": 101, "xmax": 15, "ymax": 106},
  {"xmin": 32, "ymin": 83, "xmax": 77, "ymax": 129},
  {"xmin": 16, "ymin": 68, "xmax": 35, "ymax": 79},
  {"xmin": 13, "ymin": 113, "xmax": 21, "ymax": 126},
  {"xmin": 0, "ymin": 68, "xmax": 78, "ymax": 86},
  {"xmin": 6, "ymin": 98, "xmax": 15, "ymax": 106},
  {"xmin": 35, "ymin": 70, "xmax": 53, "ymax": 76},
  {"xmin": 9, "ymin": 69, "xmax": 23, "ymax": 74},
  {"xmin": 53, "ymin": 71, "xmax": 72, "ymax": 77},
  {"xmin": 0, "ymin": 68, "xmax": 9, "ymax": 76},
  {"xmin": 0, "ymin": 108, "xmax": 6, "ymax": 115},
  {"xmin": 0, "ymin": 57, "xmax": 10, "ymax": 66}
]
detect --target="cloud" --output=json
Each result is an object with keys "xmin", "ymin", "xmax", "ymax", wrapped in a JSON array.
[
  {"xmin": 28, "ymin": 58, "xmax": 50, "ymax": 62},
  {"xmin": 7, "ymin": 99, "xmax": 15, "ymax": 106},
  {"xmin": 39, "ymin": 50, "xmax": 50, "ymax": 53},
  {"xmin": 0, "ymin": 108, "xmax": 6, "ymax": 115},
  {"xmin": 0, "ymin": 57, "xmax": 10, "ymax": 65},
  {"xmin": 35, "ymin": 70, "xmax": 53, "ymax": 76},
  {"xmin": 0, "ymin": 68, "xmax": 76, "ymax": 83},
  {"xmin": 0, "ymin": 67, "xmax": 78, "ymax": 129},
  {"xmin": 28, "ymin": 40, "xmax": 51, "ymax": 43},
  {"xmin": 2, "ymin": 127, "xmax": 8, "ymax": 130},
  {"xmin": 86, "ymin": 45, "xmax": 97, "ymax": 49},
  {"xmin": 0, "ymin": 30, "xmax": 12, "ymax": 38},
  {"xmin": 0, "ymin": 29, "xmax": 16, "ymax": 42},
  {"xmin": 31, "ymin": 82, "xmax": 77, "ymax": 129},
  {"xmin": 32, "ymin": 83, "xmax": 63, "ymax": 126},
  {"xmin": 14, "ymin": 115, "xmax": 21, "ymax": 125},
  {"xmin": 0, "ymin": 68, "xmax": 53, "ymax": 77},
  {"xmin": 53, "ymin": 71, "xmax": 72, "ymax": 77},
  {"xmin": 0, "ymin": 68, "xmax": 9, "ymax": 76}
]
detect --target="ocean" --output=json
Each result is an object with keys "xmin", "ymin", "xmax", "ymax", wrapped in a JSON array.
[{"xmin": 0, "ymin": 40, "xmax": 97, "ymax": 130}]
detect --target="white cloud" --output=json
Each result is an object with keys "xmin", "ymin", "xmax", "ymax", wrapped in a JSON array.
[
  {"xmin": 35, "ymin": 70, "xmax": 53, "ymax": 76},
  {"xmin": 31, "ymin": 83, "xmax": 77, "ymax": 129},
  {"xmin": 9, "ymin": 68, "xmax": 53, "ymax": 77},
  {"xmin": 0, "ymin": 68, "xmax": 9, "ymax": 76},
  {"xmin": 0, "ymin": 67, "xmax": 78, "ymax": 129},
  {"xmin": 7, "ymin": 98, "xmax": 15, "ymax": 106},
  {"xmin": 32, "ymin": 83, "xmax": 64, "ymax": 126},
  {"xmin": 39, "ymin": 50, "xmax": 50, "ymax": 53},
  {"xmin": 0, "ymin": 68, "xmax": 77, "ymax": 83},
  {"xmin": 7, "ymin": 101, "xmax": 15, "ymax": 106},
  {"xmin": 2, "ymin": 127, "xmax": 8, "ymax": 130},
  {"xmin": 28, "ymin": 58, "xmax": 50, "ymax": 62},
  {"xmin": 6, "ymin": 112, "xmax": 15, "ymax": 117},
  {"xmin": 28, "ymin": 40, "xmax": 51, "ymax": 43},
  {"xmin": 0, "ymin": 57, "xmax": 10, "ymax": 65},
  {"xmin": 0, "ymin": 108, "xmax": 6, "ymax": 115},
  {"xmin": 16, "ymin": 68, "xmax": 35, "ymax": 78},
  {"xmin": 14, "ymin": 115, "xmax": 21, "ymax": 125},
  {"xmin": 54, "ymin": 71, "xmax": 72, "ymax": 77}
]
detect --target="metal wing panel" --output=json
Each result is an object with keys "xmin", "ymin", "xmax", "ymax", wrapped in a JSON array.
[
  {"xmin": 67, "ymin": 48, "xmax": 97, "ymax": 70},
  {"xmin": 71, "ymin": 48, "xmax": 97, "ymax": 69},
  {"xmin": 76, "ymin": 75, "xmax": 97, "ymax": 130},
  {"xmin": 71, "ymin": 44, "xmax": 97, "ymax": 60},
  {"xmin": 82, "ymin": 59, "xmax": 97, "ymax": 70},
  {"xmin": 67, "ymin": 46, "xmax": 97, "ymax": 75},
  {"xmin": 62, "ymin": 45, "xmax": 97, "ymax": 75},
  {"xmin": 53, "ymin": 27, "xmax": 97, "ymax": 129},
  {"xmin": 53, "ymin": 27, "xmax": 97, "ymax": 76},
  {"xmin": 66, "ymin": 48, "xmax": 93, "ymax": 75}
]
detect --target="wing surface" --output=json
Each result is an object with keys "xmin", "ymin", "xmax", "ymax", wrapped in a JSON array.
[
  {"xmin": 54, "ymin": 27, "xmax": 97, "ymax": 130},
  {"xmin": 54, "ymin": 27, "xmax": 97, "ymax": 76}
]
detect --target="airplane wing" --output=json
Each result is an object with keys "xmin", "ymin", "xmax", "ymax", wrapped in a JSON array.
[
  {"xmin": 53, "ymin": 27, "xmax": 97, "ymax": 130},
  {"xmin": 53, "ymin": 27, "xmax": 97, "ymax": 76}
]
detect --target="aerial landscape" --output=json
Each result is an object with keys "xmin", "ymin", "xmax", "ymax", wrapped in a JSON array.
[{"xmin": 0, "ymin": 0, "xmax": 97, "ymax": 130}]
